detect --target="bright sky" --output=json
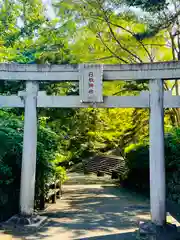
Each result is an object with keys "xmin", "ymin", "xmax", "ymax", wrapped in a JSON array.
[
  {"xmin": 42, "ymin": 0, "xmax": 56, "ymax": 19},
  {"xmin": 17, "ymin": 0, "xmax": 56, "ymax": 27}
]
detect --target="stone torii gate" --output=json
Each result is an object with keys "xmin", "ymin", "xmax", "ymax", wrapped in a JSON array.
[{"xmin": 1, "ymin": 61, "xmax": 180, "ymax": 234}]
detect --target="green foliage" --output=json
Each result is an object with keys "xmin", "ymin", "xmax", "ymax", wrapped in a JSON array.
[
  {"xmin": 0, "ymin": 110, "xmax": 66, "ymax": 221},
  {"xmin": 165, "ymin": 128, "xmax": 180, "ymax": 203},
  {"xmin": 123, "ymin": 142, "xmax": 149, "ymax": 192},
  {"xmin": 122, "ymin": 0, "xmax": 167, "ymax": 12},
  {"xmin": 0, "ymin": 0, "xmax": 76, "ymax": 67},
  {"xmin": 122, "ymin": 128, "xmax": 180, "ymax": 203},
  {"xmin": 54, "ymin": 0, "xmax": 178, "ymax": 150},
  {"xmin": 55, "ymin": 166, "xmax": 68, "ymax": 183},
  {"xmin": 0, "ymin": 111, "xmax": 23, "ymax": 220}
]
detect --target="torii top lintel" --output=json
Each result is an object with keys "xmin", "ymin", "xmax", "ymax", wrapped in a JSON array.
[{"xmin": 0, "ymin": 61, "xmax": 180, "ymax": 81}]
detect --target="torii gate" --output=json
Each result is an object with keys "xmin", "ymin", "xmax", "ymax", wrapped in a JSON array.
[{"xmin": 1, "ymin": 61, "xmax": 180, "ymax": 231}]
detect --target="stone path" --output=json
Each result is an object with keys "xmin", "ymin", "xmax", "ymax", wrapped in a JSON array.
[{"xmin": 0, "ymin": 173, "xmax": 179, "ymax": 240}]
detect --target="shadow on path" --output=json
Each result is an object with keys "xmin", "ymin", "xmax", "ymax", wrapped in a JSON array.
[
  {"xmin": 1, "ymin": 175, "xmax": 150, "ymax": 239},
  {"xmin": 75, "ymin": 231, "xmax": 136, "ymax": 240},
  {"xmin": 36, "ymin": 185, "xmax": 149, "ymax": 239}
]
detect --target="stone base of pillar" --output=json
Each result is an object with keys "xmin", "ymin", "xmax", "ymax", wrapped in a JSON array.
[
  {"xmin": 138, "ymin": 221, "xmax": 179, "ymax": 240},
  {"xmin": 1, "ymin": 213, "xmax": 47, "ymax": 232}
]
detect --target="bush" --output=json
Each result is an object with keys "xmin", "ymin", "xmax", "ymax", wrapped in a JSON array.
[
  {"xmin": 0, "ymin": 111, "xmax": 23, "ymax": 220},
  {"xmin": 165, "ymin": 129, "xmax": 180, "ymax": 203},
  {"xmin": 0, "ymin": 111, "xmax": 65, "ymax": 221},
  {"xmin": 122, "ymin": 128, "xmax": 180, "ymax": 203},
  {"xmin": 123, "ymin": 143, "xmax": 149, "ymax": 193}
]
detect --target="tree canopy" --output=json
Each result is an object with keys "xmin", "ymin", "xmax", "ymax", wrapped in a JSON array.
[{"xmin": 0, "ymin": 0, "xmax": 179, "ymax": 158}]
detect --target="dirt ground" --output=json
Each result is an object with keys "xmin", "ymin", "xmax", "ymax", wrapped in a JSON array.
[{"xmin": 0, "ymin": 173, "xmax": 179, "ymax": 240}]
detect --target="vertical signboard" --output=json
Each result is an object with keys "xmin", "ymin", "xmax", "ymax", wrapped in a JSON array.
[{"xmin": 79, "ymin": 64, "xmax": 103, "ymax": 103}]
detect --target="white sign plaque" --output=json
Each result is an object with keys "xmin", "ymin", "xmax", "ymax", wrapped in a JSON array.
[{"xmin": 79, "ymin": 64, "xmax": 103, "ymax": 103}]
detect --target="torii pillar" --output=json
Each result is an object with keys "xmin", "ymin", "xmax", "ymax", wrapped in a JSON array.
[
  {"xmin": 149, "ymin": 79, "xmax": 166, "ymax": 226},
  {"xmin": 20, "ymin": 81, "xmax": 38, "ymax": 216},
  {"xmin": 139, "ymin": 79, "xmax": 178, "ymax": 238}
]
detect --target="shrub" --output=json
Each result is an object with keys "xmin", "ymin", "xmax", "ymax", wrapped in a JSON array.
[
  {"xmin": 122, "ymin": 128, "xmax": 180, "ymax": 203},
  {"xmin": 123, "ymin": 143, "xmax": 149, "ymax": 193},
  {"xmin": 0, "ymin": 110, "xmax": 65, "ymax": 221},
  {"xmin": 165, "ymin": 129, "xmax": 180, "ymax": 203},
  {"xmin": 0, "ymin": 112, "xmax": 23, "ymax": 220}
]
